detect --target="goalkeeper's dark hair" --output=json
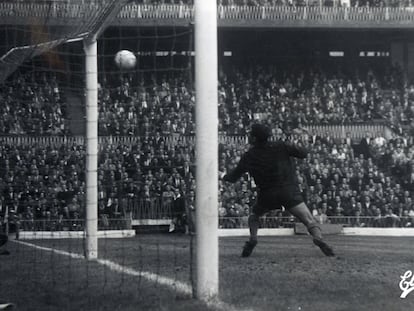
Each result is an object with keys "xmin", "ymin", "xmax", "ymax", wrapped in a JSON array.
[{"xmin": 250, "ymin": 123, "xmax": 271, "ymax": 144}]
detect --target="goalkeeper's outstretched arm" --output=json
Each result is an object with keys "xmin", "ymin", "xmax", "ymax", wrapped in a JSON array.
[{"xmin": 223, "ymin": 156, "xmax": 247, "ymax": 183}]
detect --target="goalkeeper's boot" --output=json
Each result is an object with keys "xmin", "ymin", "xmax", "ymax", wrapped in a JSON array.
[
  {"xmin": 241, "ymin": 240, "xmax": 257, "ymax": 257},
  {"xmin": 313, "ymin": 238, "xmax": 335, "ymax": 257}
]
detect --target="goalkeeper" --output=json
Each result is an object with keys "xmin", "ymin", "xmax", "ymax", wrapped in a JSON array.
[{"xmin": 223, "ymin": 123, "xmax": 335, "ymax": 258}]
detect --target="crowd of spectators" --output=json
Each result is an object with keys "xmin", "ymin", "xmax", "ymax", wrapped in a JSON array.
[
  {"xmin": 1, "ymin": 129, "xmax": 414, "ymax": 229},
  {"xmin": 1, "ymin": 65, "xmax": 412, "ymax": 138},
  {"xmin": 97, "ymin": 74, "xmax": 195, "ymax": 136},
  {"xmin": 299, "ymin": 133, "xmax": 414, "ymax": 227},
  {"xmin": 0, "ymin": 136, "xmax": 198, "ymax": 229},
  {"xmin": 97, "ymin": 64, "xmax": 409, "ymax": 137},
  {"xmin": 2, "ymin": 65, "xmax": 414, "ymax": 229},
  {"xmin": 0, "ymin": 72, "xmax": 68, "ymax": 136},
  {"xmin": 218, "ymin": 130, "xmax": 414, "ymax": 228}
]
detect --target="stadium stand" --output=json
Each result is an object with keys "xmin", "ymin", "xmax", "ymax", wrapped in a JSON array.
[
  {"xmin": 0, "ymin": 72, "xmax": 68, "ymax": 135},
  {"xmin": 1, "ymin": 63, "xmax": 414, "ymax": 229},
  {"xmin": 1, "ymin": 18, "xmax": 414, "ymax": 230},
  {"xmin": 93, "ymin": 64, "xmax": 410, "ymax": 136}
]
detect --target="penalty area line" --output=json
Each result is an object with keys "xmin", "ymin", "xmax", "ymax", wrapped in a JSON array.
[{"xmin": 12, "ymin": 240, "xmax": 252, "ymax": 311}]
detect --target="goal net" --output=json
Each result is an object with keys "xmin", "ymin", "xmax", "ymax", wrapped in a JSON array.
[{"xmin": 0, "ymin": 1, "xmax": 198, "ymax": 309}]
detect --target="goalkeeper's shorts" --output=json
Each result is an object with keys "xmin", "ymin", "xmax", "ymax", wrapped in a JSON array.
[{"xmin": 253, "ymin": 184, "xmax": 303, "ymax": 216}]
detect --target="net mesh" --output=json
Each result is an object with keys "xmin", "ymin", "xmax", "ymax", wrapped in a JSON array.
[
  {"xmin": 0, "ymin": 2, "xmax": 196, "ymax": 310},
  {"xmin": 0, "ymin": 0, "xmax": 130, "ymax": 83}
]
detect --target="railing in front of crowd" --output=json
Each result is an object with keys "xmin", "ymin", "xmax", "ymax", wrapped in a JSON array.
[
  {"xmin": 215, "ymin": 5, "xmax": 414, "ymax": 22},
  {"xmin": 7, "ymin": 199, "xmax": 173, "ymax": 233},
  {"xmin": 0, "ymin": 134, "xmax": 247, "ymax": 147},
  {"xmin": 125, "ymin": 198, "xmax": 173, "ymax": 220},
  {"xmin": 303, "ymin": 122, "xmax": 394, "ymax": 141},
  {"xmin": 1, "ymin": 3, "xmax": 414, "ymax": 23},
  {"xmin": 15, "ymin": 218, "xmax": 131, "ymax": 232},
  {"xmin": 10, "ymin": 215, "xmax": 414, "ymax": 233},
  {"xmin": 0, "ymin": 122, "xmax": 392, "ymax": 146}
]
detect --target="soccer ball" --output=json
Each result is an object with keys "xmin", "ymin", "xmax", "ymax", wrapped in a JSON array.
[{"xmin": 114, "ymin": 50, "xmax": 136, "ymax": 70}]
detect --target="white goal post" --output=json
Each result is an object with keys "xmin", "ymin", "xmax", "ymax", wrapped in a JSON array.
[
  {"xmin": 81, "ymin": 0, "xmax": 220, "ymax": 298},
  {"xmin": 84, "ymin": 37, "xmax": 99, "ymax": 260},
  {"xmin": 194, "ymin": 0, "xmax": 219, "ymax": 301}
]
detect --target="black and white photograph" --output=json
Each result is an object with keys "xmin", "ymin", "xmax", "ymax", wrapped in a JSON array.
[{"xmin": 1, "ymin": 0, "xmax": 414, "ymax": 310}]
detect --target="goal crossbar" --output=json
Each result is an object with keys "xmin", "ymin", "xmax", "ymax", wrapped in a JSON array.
[{"xmin": 0, "ymin": 0, "xmax": 129, "ymax": 83}]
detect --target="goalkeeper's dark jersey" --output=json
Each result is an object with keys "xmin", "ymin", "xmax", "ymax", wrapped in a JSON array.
[{"xmin": 225, "ymin": 141, "xmax": 307, "ymax": 190}]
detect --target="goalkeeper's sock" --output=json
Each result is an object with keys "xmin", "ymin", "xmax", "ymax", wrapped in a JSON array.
[
  {"xmin": 248, "ymin": 214, "xmax": 260, "ymax": 243},
  {"xmin": 307, "ymin": 223, "xmax": 322, "ymax": 240}
]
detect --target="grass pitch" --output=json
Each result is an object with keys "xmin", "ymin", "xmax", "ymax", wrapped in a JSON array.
[{"xmin": 1, "ymin": 234, "xmax": 414, "ymax": 311}]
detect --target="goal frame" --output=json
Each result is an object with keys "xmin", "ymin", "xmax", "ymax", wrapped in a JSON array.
[{"xmin": 194, "ymin": 0, "xmax": 219, "ymax": 301}]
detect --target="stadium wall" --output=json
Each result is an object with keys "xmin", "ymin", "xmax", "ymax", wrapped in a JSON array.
[
  {"xmin": 219, "ymin": 227, "xmax": 414, "ymax": 237},
  {"xmin": 342, "ymin": 227, "xmax": 414, "ymax": 236},
  {"xmin": 12, "ymin": 227, "xmax": 414, "ymax": 239},
  {"xmin": 18, "ymin": 230, "xmax": 136, "ymax": 240}
]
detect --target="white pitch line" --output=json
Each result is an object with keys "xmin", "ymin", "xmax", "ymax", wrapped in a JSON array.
[
  {"xmin": 15, "ymin": 240, "xmax": 85, "ymax": 259},
  {"xmin": 13, "ymin": 240, "xmax": 253, "ymax": 311},
  {"xmin": 95, "ymin": 258, "xmax": 192, "ymax": 296},
  {"xmin": 13, "ymin": 240, "xmax": 191, "ymax": 295}
]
